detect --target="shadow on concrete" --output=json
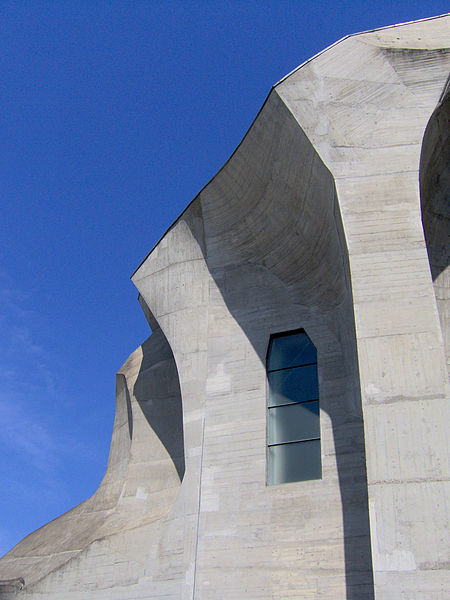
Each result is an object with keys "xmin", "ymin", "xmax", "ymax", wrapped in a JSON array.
[
  {"xmin": 133, "ymin": 328, "xmax": 186, "ymax": 481},
  {"xmin": 420, "ymin": 79, "xmax": 449, "ymax": 374},
  {"xmin": 183, "ymin": 92, "xmax": 375, "ymax": 598},
  {"xmin": 198, "ymin": 261, "xmax": 375, "ymax": 600},
  {"xmin": 420, "ymin": 80, "xmax": 450, "ymax": 283}
]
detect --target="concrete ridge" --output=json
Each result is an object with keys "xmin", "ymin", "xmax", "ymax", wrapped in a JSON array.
[
  {"xmin": 131, "ymin": 12, "xmax": 450, "ymax": 279},
  {"xmin": 274, "ymin": 12, "xmax": 450, "ymax": 86}
]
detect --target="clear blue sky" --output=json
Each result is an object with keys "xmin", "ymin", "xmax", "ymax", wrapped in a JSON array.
[{"xmin": 0, "ymin": 1, "xmax": 448, "ymax": 557}]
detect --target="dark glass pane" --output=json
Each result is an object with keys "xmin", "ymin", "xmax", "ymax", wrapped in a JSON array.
[
  {"xmin": 267, "ymin": 331, "xmax": 316, "ymax": 371},
  {"xmin": 268, "ymin": 440, "xmax": 321, "ymax": 485},
  {"xmin": 268, "ymin": 401, "xmax": 319, "ymax": 445},
  {"xmin": 268, "ymin": 364, "xmax": 318, "ymax": 407}
]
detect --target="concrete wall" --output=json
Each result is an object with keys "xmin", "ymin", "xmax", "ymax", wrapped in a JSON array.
[
  {"xmin": 0, "ymin": 322, "xmax": 187, "ymax": 598},
  {"xmin": 0, "ymin": 14, "xmax": 448, "ymax": 600},
  {"xmin": 276, "ymin": 14, "xmax": 450, "ymax": 599},
  {"xmin": 132, "ymin": 89, "xmax": 373, "ymax": 599}
]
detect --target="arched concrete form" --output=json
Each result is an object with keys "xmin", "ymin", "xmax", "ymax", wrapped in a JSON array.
[
  {"xmin": 134, "ymin": 89, "xmax": 373, "ymax": 599},
  {"xmin": 420, "ymin": 78, "xmax": 450, "ymax": 373},
  {"xmin": 0, "ymin": 320, "xmax": 185, "ymax": 598},
  {"xmin": 1, "ymin": 14, "xmax": 449, "ymax": 600}
]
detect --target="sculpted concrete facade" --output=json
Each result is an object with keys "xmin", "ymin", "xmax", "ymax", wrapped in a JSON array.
[{"xmin": 0, "ymin": 15, "xmax": 449, "ymax": 600}]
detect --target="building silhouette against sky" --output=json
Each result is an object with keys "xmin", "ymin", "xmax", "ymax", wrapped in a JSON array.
[{"xmin": 0, "ymin": 14, "xmax": 449, "ymax": 600}]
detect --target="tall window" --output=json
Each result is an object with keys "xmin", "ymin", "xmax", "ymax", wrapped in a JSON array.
[{"xmin": 267, "ymin": 329, "xmax": 321, "ymax": 485}]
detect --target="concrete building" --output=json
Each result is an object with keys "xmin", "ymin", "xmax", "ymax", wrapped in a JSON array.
[{"xmin": 0, "ymin": 14, "xmax": 448, "ymax": 600}]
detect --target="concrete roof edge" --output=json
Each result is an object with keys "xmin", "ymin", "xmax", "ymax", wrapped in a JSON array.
[
  {"xmin": 130, "ymin": 89, "xmax": 277, "ymax": 279},
  {"xmin": 131, "ymin": 12, "xmax": 450, "ymax": 279},
  {"xmin": 273, "ymin": 13, "xmax": 450, "ymax": 87}
]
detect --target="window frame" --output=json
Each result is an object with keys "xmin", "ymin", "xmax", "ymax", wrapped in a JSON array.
[{"xmin": 266, "ymin": 328, "xmax": 322, "ymax": 486}]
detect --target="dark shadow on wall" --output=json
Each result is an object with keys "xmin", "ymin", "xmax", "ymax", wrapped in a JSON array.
[
  {"xmin": 420, "ymin": 78, "xmax": 450, "ymax": 283},
  {"xmin": 183, "ymin": 92, "xmax": 374, "ymax": 599},
  {"xmin": 420, "ymin": 79, "xmax": 450, "ymax": 365},
  {"xmin": 133, "ymin": 327, "xmax": 186, "ymax": 481}
]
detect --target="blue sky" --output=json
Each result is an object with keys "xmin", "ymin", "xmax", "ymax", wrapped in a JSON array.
[{"xmin": 0, "ymin": 1, "xmax": 448, "ymax": 557}]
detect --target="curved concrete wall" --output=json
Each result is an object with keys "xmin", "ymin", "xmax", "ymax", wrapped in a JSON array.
[
  {"xmin": 0, "ymin": 14, "xmax": 448, "ymax": 600},
  {"xmin": 0, "ymin": 322, "xmax": 186, "ymax": 598},
  {"xmin": 132, "ymin": 89, "xmax": 372, "ymax": 599}
]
